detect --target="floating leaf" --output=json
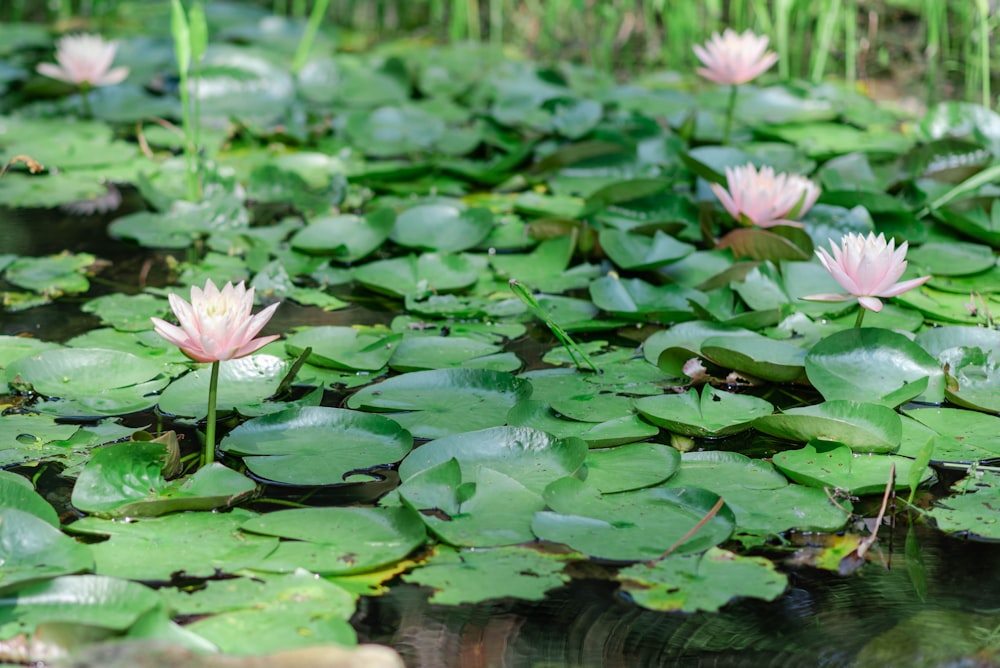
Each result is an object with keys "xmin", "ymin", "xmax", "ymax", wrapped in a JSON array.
[
  {"xmin": 618, "ymin": 547, "xmax": 787, "ymax": 613},
  {"xmin": 347, "ymin": 368, "xmax": 532, "ymax": 439},
  {"xmin": 634, "ymin": 386, "xmax": 773, "ymax": 437},
  {"xmin": 754, "ymin": 400, "xmax": 902, "ymax": 453},
  {"xmin": 532, "ymin": 478, "xmax": 734, "ymax": 561},
  {"xmin": 220, "ymin": 406, "xmax": 412, "ymax": 485},
  {"xmin": 402, "ymin": 545, "xmax": 571, "ymax": 605},
  {"xmin": 773, "ymin": 441, "xmax": 930, "ymax": 495}
]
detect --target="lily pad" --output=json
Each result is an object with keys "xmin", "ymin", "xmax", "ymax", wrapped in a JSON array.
[
  {"xmin": 289, "ymin": 209, "xmax": 395, "ymax": 262},
  {"xmin": 618, "ymin": 546, "xmax": 787, "ymax": 613},
  {"xmin": 67, "ymin": 508, "xmax": 278, "ymax": 582},
  {"xmin": 0, "ymin": 508, "xmax": 94, "ymax": 593},
  {"xmin": 700, "ymin": 334, "xmax": 807, "ymax": 382},
  {"xmin": 284, "ymin": 326, "xmax": 399, "ymax": 372},
  {"xmin": 532, "ymin": 477, "xmax": 734, "ymax": 561},
  {"xmin": 805, "ymin": 327, "xmax": 945, "ymax": 406},
  {"xmin": 402, "ymin": 545, "xmax": 571, "ymax": 605},
  {"xmin": 242, "ymin": 505, "xmax": 427, "ymax": 575},
  {"xmin": 664, "ymin": 451, "xmax": 851, "ymax": 535},
  {"xmin": 634, "ymin": 386, "xmax": 774, "ymax": 437},
  {"xmin": 398, "ymin": 459, "xmax": 545, "ymax": 547},
  {"xmin": 927, "ymin": 470, "xmax": 1000, "ymax": 540},
  {"xmin": 157, "ymin": 355, "xmax": 291, "ymax": 419},
  {"xmin": 219, "ymin": 406, "xmax": 413, "ymax": 485},
  {"xmin": 773, "ymin": 441, "xmax": 931, "ymax": 495},
  {"xmin": 347, "ymin": 368, "xmax": 532, "ymax": 439},
  {"xmin": 581, "ymin": 442, "xmax": 680, "ymax": 493},
  {"xmin": 391, "ymin": 202, "xmax": 494, "ymax": 252},
  {"xmin": 398, "ymin": 425, "xmax": 587, "ymax": 494},
  {"xmin": 754, "ymin": 400, "xmax": 902, "ymax": 453},
  {"xmin": 354, "ymin": 253, "xmax": 482, "ymax": 298}
]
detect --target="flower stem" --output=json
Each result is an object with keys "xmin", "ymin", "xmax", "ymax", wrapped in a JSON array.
[
  {"xmin": 854, "ymin": 306, "xmax": 866, "ymax": 329},
  {"xmin": 79, "ymin": 87, "xmax": 93, "ymax": 118},
  {"xmin": 204, "ymin": 360, "xmax": 220, "ymax": 467},
  {"xmin": 722, "ymin": 83, "xmax": 738, "ymax": 145}
]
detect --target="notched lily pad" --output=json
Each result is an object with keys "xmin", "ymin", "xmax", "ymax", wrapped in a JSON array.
[
  {"xmin": 634, "ymin": 386, "xmax": 773, "ymax": 437},
  {"xmin": 754, "ymin": 400, "xmax": 902, "ymax": 454}
]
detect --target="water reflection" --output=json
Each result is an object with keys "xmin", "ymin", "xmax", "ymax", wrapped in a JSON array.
[{"xmin": 357, "ymin": 525, "xmax": 1000, "ymax": 667}]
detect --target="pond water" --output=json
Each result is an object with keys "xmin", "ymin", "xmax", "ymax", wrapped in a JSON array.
[{"xmin": 5, "ymin": 203, "xmax": 999, "ymax": 668}]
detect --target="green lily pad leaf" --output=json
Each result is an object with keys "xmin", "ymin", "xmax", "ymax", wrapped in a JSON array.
[
  {"xmin": 289, "ymin": 209, "xmax": 395, "ymax": 262},
  {"xmin": 0, "ymin": 118, "xmax": 136, "ymax": 170},
  {"xmin": 67, "ymin": 508, "xmax": 277, "ymax": 581},
  {"xmin": 0, "ymin": 508, "xmax": 94, "ymax": 593},
  {"xmin": 66, "ymin": 328, "xmax": 189, "ymax": 364},
  {"xmin": 901, "ymin": 407, "xmax": 1000, "ymax": 464},
  {"xmin": 354, "ymin": 253, "xmax": 481, "ymax": 298},
  {"xmin": 0, "ymin": 575, "xmax": 161, "ymax": 638},
  {"xmin": 663, "ymin": 451, "xmax": 851, "ymax": 535},
  {"xmin": 906, "ymin": 241, "xmax": 997, "ymax": 277},
  {"xmin": 533, "ymin": 478, "xmax": 734, "ymax": 561},
  {"xmin": 81, "ymin": 293, "xmax": 168, "ymax": 332},
  {"xmin": 7, "ymin": 348, "xmax": 170, "ymax": 416},
  {"xmin": 347, "ymin": 368, "xmax": 532, "ymax": 439},
  {"xmin": 927, "ymin": 470, "xmax": 1000, "ymax": 540},
  {"xmin": 701, "ymin": 334, "xmax": 807, "ymax": 382},
  {"xmin": 391, "ymin": 203, "xmax": 494, "ymax": 252},
  {"xmin": 4, "ymin": 252, "xmax": 96, "ymax": 296},
  {"xmin": 716, "ymin": 226, "xmax": 812, "ymax": 262},
  {"xmin": 399, "ymin": 426, "xmax": 587, "ymax": 494},
  {"xmin": 935, "ymin": 206, "xmax": 1000, "ymax": 248},
  {"xmin": 754, "ymin": 400, "xmax": 902, "ymax": 453},
  {"xmin": 285, "ymin": 326, "xmax": 399, "ymax": 372},
  {"xmin": 582, "ymin": 442, "xmax": 679, "ymax": 493},
  {"xmin": 6, "ymin": 348, "xmax": 167, "ymax": 397},
  {"xmin": 181, "ymin": 574, "xmax": 357, "ymax": 655},
  {"xmin": 894, "ymin": 286, "xmax": 984, "ymax": 324},
  {"xmin": 72, "ymin": 439, "xmax": 256, "ymax": 518},
  {"xmin": 634, "ymin": 386, "xmax": 774, "ymax": 438},
  {"xmin": 773, "ymin": 441, "xmax": 932, "ymax": 495},
  {"xmin": 489, "ymin": 236, "xmax": 596, "ymax": 293},
  {"xmin": 506, "ymin": 400, "xmax": 659, "ymax": 448},
  {"xmin": 0, "ymin": 471, "xmax": 58, "ymax": 526},
  {"xmin": 157, "ymin": 355, "xmax": 291, "ymax": 419},
  {"xmin": 402, "ymin": 544, "xmax": 571, "ymax": 605},
  {"xmin": 344, "ymin": 104, "xmax": 446, "ymax": 157},
  {"xmin": 618, "ymin": 546, "xmax": 787, "ymax": 612},
  {"xmin": 805, "ymin": 327, "xmax": 945, "ymax": 406},
  {"xmin": 388, "ymin": 335, "xmax": 505, "ymax": 372},
  {"xmin": 110, "ymin": 192, "xmax": 250, "ymax": 249},
  {"xmin": 398, "ymin": 459, "xmax": 544, "ymax": 546},
  {"xmin": 0, "ymin": 336, "xmax": 61, "ymax": 383},
  {"xmin": 535, "ymin": 294, "xmax": 629, "ymax": 331},
  {"xmin": 916, "ymin": 326, "xmax": 1000, "ymax": 412},
  {"xmin": 590, "ymin": 275, "xmax": 703, "ymax": 322},
  {"xmin": 642, "ymin": 320, "xmax": 757, "ymax": 376},
  {"xmin": 220, "ymin": 406, "xmax": 412, "ymax": 485},
  {"xmin": 242, "ymin": 506, "xmax": 426, "ymax": 575},
  {"xmin": 599, "ymin": 229, "xmax": 695, "ymax": 270},
  {"xmin": 0, "ymin": 413, "xmax": 137, "ymax": 469},
  {"xmin": 756, "ymin": 121, "xmax": 913, "ymax": 159}
]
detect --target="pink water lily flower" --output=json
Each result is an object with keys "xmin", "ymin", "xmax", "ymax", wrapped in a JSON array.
[
  {"xmin": 804, "ymin": 232, "xmax": 931, "ymax": 312},
  {"xmin": 711, "ymin": 163, "xmax": 820, "ymax": 228},
  {"xmin": 37, "ymin": 34, "xmax": 129, "ymax": 87},
  {"xmin": 694, "ymin": 28, "xmax": 778, "ymax": 85},
  {"xmin": 151, "ymin": 280, "xmax": 280, "ymax": 363}
]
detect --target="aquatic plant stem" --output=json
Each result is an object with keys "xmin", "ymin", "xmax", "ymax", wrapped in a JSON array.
[
  {"xmin": 722, "ymin": 84, "xmax": 738, "ymax": 144},
  {"xmin": 854, "ymin": 306, "xmax": 866, "ymax": 328},
  {"xmin": 509, "ymin": 280, "xmax": 599, "ymax": 373},
  {"xmin": 204, "ymin": 360, "xmax": 220, "ymax": 467},
  {"xmin": 291, "ymin": 0, "xmax": 331, "ymax": 74},
  {"xmin": 79, "ymin": 86, "xmax": 93, "ymax": 118}
]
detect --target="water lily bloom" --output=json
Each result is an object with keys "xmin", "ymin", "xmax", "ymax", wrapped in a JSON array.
[
  {"xmin": 152, "ymin": 280, "xmax": 280, "ymax": 363},
  {"xmin": 36, "ymin": 34, "xmax": 129, "ymax": 87},
  {"xmin": 711, "ymin": 163, "xmax": 820, "ymax": 228},
  {"xmin": 693, "ymin": 28, "xmax": 779, "ymax": 85},
  {"xmin": 804, "ymin": 232, "xmax": 931, "ymax": 312}
]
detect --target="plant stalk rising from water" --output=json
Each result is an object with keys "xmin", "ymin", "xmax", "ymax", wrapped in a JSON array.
[
  {"xmin": 693, "ymin": 29, "xmax": 778, "ymax": 144},
  {"xmin": 152, "ymin": 280, "xmax": 280, "ymax": 466}
]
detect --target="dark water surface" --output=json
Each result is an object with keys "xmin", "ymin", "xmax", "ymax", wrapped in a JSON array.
[{"xmin": 3, "ymin": 204, "xmax": 1000, "ymax": 668}]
